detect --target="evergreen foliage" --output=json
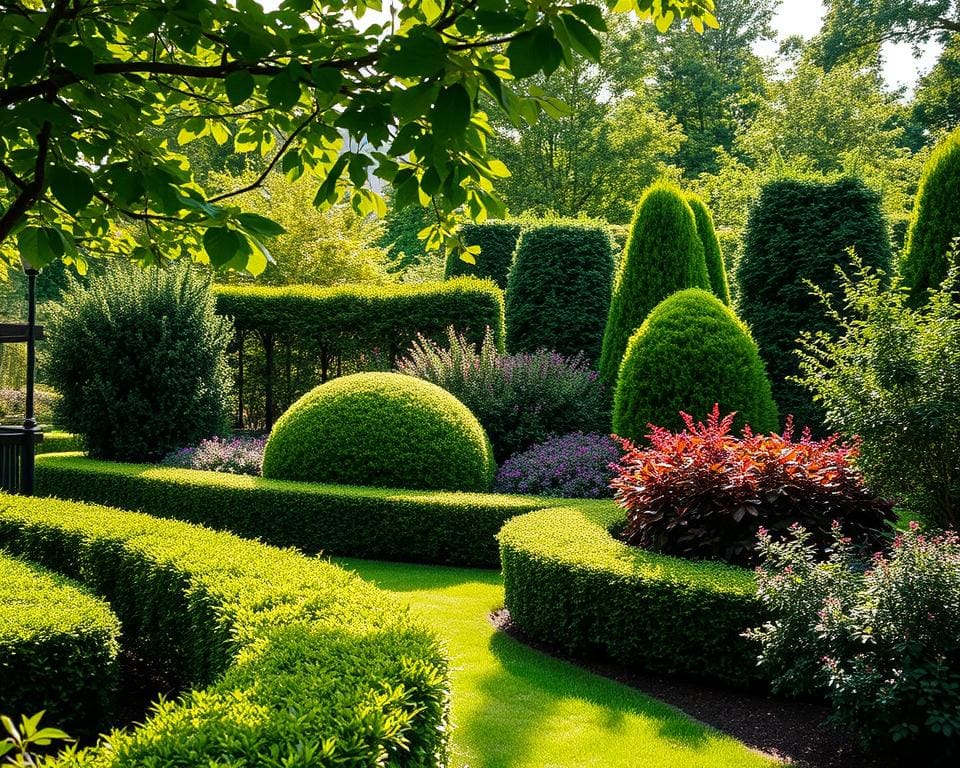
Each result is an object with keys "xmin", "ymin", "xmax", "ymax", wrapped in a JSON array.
[
  {"xmin": 505, "ymin": 223, "xmax": 614, "ymax": 361},
  {"xmin": 599, "ymin": 182, "xmax": 710, "ymax": 385},
  {"xmin": 612, "ymin": 289, "xmax": 779, "ymax": 439},
  {"xmin": 686, "ymin": 193, "xmax": 731, "ymax": 304},
  {"xmin": 737, "ymin": 177, "xmax": 891, "ymax": 431},
  {"xmin": 444, "ymin": 222, "xmax": 523, "ymax": 289},
  {"xmin": 902, "ymin": 127, "xmax": 960, "ymax": 305}
]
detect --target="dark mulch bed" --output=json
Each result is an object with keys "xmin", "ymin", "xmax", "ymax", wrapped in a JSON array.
[
  {"xmin": 491, "ymin": 609, "xmax": 899, "ymax": 768},
  {"xmin": 112, "ymin": 649, "xmax": 181, "ymax": 731}
]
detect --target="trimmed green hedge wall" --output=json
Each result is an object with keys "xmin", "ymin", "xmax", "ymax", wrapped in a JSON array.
[
  {"xmin": 505, "ymin": 223, "xmax": 614, "ymax": 362},
  {"xmin": 35, "ymin": 431, "xmax": 83, "ymax": 455},
  {"xmin": 0, "ymin": 494, "xmax": 449, "ymax": 767},
  {"xmin": 498, "ymin": 505, "xmax": 764, "ymax": 687},
  {"xmin": 35, "ymin": 454, "xmax": 611, "ymax": 567},
  {"xmin": 0, "ymin": 552, "xmax": 119, "ymax": 737},
  {"xmin": 444, "ymin": 221, "xmax": 523, "ymax": 289}
]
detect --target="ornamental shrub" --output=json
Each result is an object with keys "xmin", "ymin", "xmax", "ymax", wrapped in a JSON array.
[
  {"xmin": 612, "ymin": 405, "xmax": 895, "ymax": 566},
  {"xmin": 397, "ymin": 327, "xmax": 607, "ymax": 463},
  {"xmin": 796, "ymin": 257, "xmax": 960, "ymax": 530},
  {"xmin": 902, "ymin": 127, "xmax": 960, "ymax": 305},
  {"xmin": 262, "ymin": 372, "xmax": 494, "ymax": 492},
  {"xmin": 612, "ymin": 289, "xmax": 778, "ymax": 439},
  {"xmin": 444, "ymin": 221, "xmax": 522, "ymax": 289},
  {"xmin": 686, "ymin": 193, "xmax": 730, "ymax": 305},
  {"xmin": 599, "ymin": 182, "xmax": 710, "ymax": 385},
  {"xmin": 737, "ymin": 177, "xmax": 891, "ymax": 432},
  {"xmin": 162, "ymin": 435, "xmax": 265, "ymax": 476},
  {"xmin": 749, "ymin": 523, "xmax": 960, "ymax": 762},
  {"xmin": 505, "ymin": 223, "xmax": 614, "ymax": 362},
  {"xmin": 494, "ymin": 432, "xmax": 624, "ymax": 499},
  {"xmin": 45, "ymin": 263, "xmax": 232, "ymax": 462}
]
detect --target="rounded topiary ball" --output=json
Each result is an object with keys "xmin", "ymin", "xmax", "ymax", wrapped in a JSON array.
[
  {"xmin": 262, "ymin": 372, "xmax": 495, "ymax": 492},
  {"xmin": 612, "ymin": 289, "xmax": 779, "ymax": 439}
]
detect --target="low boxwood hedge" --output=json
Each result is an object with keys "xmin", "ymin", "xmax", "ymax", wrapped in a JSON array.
[
  {"xmin": 0, "ymin": 552, "xmax": 119, "ymax": 737},
  {"xmin": 35, "ymin": 430, "xmax": 83, "ymax": 455},
  {"xmin": 0, "ymin": 493, "xmax": 449, "ymax": 767},
  {"xmin": 498, "ymin": 504, "xmax": 764, "ymax": 687},
  {"xmin": 35, "ymin": 454, "xmax": 611, "ymax": 567}
]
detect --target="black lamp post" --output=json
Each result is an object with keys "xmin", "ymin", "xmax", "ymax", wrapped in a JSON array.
[{"xmin": 21, "ymin": 258, "xmax": 39, "ymax": 494}]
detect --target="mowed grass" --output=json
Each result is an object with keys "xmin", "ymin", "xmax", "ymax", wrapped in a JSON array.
[{"xmin": 336, "ymin": 558, "xmax": 779, "ymax": 768}]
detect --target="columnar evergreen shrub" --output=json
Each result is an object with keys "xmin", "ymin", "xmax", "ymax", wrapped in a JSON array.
[
  {"xmin": 45, "ymin": 264, "xmax": 232, "ymax": 462},
  {"xmin": 262, "ymin": 372, "xmax": 494, "ymax": 492},
  {"xmin": 444, "ymin": 221, "xmax": 522, "ymax": 289},
  {"xmin": 505, "ymin": 223, "xmax": 614, "ymax": 362},
  {"xmin": 686, "ymin": 193, "xmax": 731, "ymax": 305},
  {"xmin": 599, "ymin": 182, "xmax": 710, "ymax": 385},
  {"xmin": 901, "ymin": 127, "xmax": 960, "ymax": 305},
  {"xmin": 612, "ymin": 289, "xmax": 778, "ymax": 439},
  {"xmin": 737, "ymin": 177, "xmax": 891, "ymax": 432}
]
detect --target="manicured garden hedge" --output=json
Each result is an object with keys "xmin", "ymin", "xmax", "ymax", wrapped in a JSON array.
[
  {"xmin": 35, "ymin": 454, "xmax": 611, "ymax": 567},
  {"xmin": 444, "ymin": 221, "xmax": 523, "ymax": 288},
  {"xmin": 498, "ymin": 504, "xmax": 764, "ymax": 687},
  {"xmin": 0, "ymin": 552, "xmax": 119, "ymax": 737},
  {"xmin": 35, "ymin": 430, "xmax": 83, "ymax": 454},
  {"xmin": 0, "ymin": 494, "xmax": 449, "ymax": 767}
]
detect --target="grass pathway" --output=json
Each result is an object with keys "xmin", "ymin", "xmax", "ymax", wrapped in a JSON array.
[{"xmin": 337, "ymin": 558, "xmax": 778, "ymax": 768}]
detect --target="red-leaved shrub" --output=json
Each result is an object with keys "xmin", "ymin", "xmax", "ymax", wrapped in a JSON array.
[{"xmin": 611, "ymin": 405, "xmax": 895, "ymax": 566}]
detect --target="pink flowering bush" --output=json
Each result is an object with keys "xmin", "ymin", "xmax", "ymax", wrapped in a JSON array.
[
  {"xmin": 162, "ymin": 436, "xmax": 265, "ymax": 476},
  {"xmin": 748, "ymin": 523, "xmax": 960, "ymax": 760}
]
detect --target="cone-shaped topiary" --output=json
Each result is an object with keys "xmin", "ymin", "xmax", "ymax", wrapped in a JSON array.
[
  {"xmin": 737, "ymin": 177, "xmax": 891, "ymax": 433},
  {"xmin": 902, "ymin": 127, "xmax": 960, "ymax": 305},
  {"xmin": 687, "ymin": 193, "xmax": 731, "ymax": 305},
  {"xmin": 612, "ymin": 289, "xmax": 779, "ymax": 440},
  {"xmin": 505, "ymin": 222, "xmax": 614, "ymax": 362},
  {"xmin": 444, "ymin": 221, "xmax": 523, "ymax": 289},
  {"xmin": 262, "ymin": 372, "xmax": 494, "ymax": 492},
  {"xmin": 599, "ymin": 182, "xmax": 710, "ymax": 386}
]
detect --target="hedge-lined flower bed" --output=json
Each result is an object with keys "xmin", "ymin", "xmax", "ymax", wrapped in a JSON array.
[
  {"xmin": 0, "ymin": 551, "xmax": 119, "ymax": 738},
  {"xmin": 498, "ymin": 504, "xmax": 764, "ymax": 687},
  {"xmin": 35, "ymin": 454, "xmax": 611, "ymax": 567},
  {"xmin": 0, "ymin": 493, "xmax": 449, "ymax": 767}
]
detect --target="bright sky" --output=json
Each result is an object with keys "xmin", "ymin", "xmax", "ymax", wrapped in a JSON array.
[{"xmin": 756, "ymin": 0, "xmax": 943, "ymax": 95}]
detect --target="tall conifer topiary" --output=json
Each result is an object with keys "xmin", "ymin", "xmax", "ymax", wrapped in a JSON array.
[
  {"xmin": 687, "ymin": 193, "xmax": 731, "ymax": 305},
  {"xmin": 738, "ymin": 177, "xmax": 891, "ymax": 433},
  {"xmin": 902, "ymin": 127, "xmax": 960, "ymax": 305},
  {"xmin": 599, "ymin": 182, "xmax": 710, "ymax": 386}
]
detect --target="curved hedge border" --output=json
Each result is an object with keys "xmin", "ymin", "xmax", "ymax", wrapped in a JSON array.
[
  {"xmin": 35, "ymin": 454, "xmax": 611, "ymax": 567},
  {"xmin": 0, "ymin": 552, "xmax": 119, "ymax": 737},
  {"xmin": 0, "ymin": 494, "xmax": 449, "ymax": 767},
  {"xmin": 498, "ymin": 505, "xmax": 764, "ymax": 687}
]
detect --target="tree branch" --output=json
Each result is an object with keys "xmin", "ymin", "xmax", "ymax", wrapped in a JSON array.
[{"xmin": 0, "ymin": 120, "xmax": 52, "ymax": 244}]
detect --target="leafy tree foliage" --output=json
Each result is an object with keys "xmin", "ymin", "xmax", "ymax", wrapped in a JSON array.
[
  {"xmin": 912, "ymin": 34, "xmax": 960, "ymax": 135},
  {"xmin": 0, "ymin": 0, "xmax": 716, "ymax": 277},
  {"xmin": 599, "ymin": 181, "xmax": 709, "ymax": 385},
  {"xmin": 901, "ymin": 127, "xmax": 960, "ymax": 304},
  {"xmin": 686, "ymin": 192, "xmax": 730, "ymax": 304}
]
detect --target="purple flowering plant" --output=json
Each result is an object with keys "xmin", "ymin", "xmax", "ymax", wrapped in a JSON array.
[
  {"xmin": 161, "ymin": 435, "xmax": 265, "ymax": 476},
  {"xmin": 495, "ymin": 432, "xmax": 624, "ymax": 498}
]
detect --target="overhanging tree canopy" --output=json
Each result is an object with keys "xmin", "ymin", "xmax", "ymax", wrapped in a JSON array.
[{"xmin": 0, "ymin": 0, "xmax": 716, "ymax": 277}]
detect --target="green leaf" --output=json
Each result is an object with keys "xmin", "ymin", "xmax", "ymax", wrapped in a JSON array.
[
  {"xmin": 313, "ymin": 154, "xmax": 349, "ymax": 208},
  {"xmin": 7, "ymin": 45, "xmax": 45, "ymax": 85},
  {"xmin": 203, "ymin": 226, "xmax": 244, "ymax": 268},
  {"xmin": 225, "ymin": 70, "xmax": 255, "ymax": 106},
  {"xmin": 392, "ymin": 82, "xmax": 439, "ymax": 121},
  {"xmin": 569, "ymin": 4, "xmax": 608, "ymax": 32},
  {"xmin": 311, "ymin": 65, "xmax": 344, "ymax": 94},
  {"xmin": 266, "ymin": 72, "xmax": 300, "ymax": 110},
  {"xmin": 561, "ymin": 15, "xmax": 602, "ymax": 62},
  {"xmin": 17, "ymin": 227, "xmax": 60, "ymax": 269},
  {"xmin": 380, "ymin": 28, "xmax": 447, "ymax": 77},
  {"xmin": 237, "ymin": 212, "xmax": 286, "ymax": 237},
  {"xmin": 52, "ymin": 44, "xmax": 95, "ymax": 78},
  {"xmin": 48, "ymin": 166, "xmax": 94, "ymax": 214},
  {"xmin": 506, "ymin": 30, "xmax": 543, "ymax": 78},
  {"xmin": 129, "ymin": 9, "xmax": 164, "ymax": 37},
  {"xmin": 431, "ymin": 84, "xmax": 471, "ymax": 143}
]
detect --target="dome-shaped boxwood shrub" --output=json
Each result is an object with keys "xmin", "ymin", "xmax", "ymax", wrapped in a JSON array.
[
  {"xmin": 738, "ymin": 178, "xmax": 890, "ymax": 433},
  {"xmin": 505, "ymin": 222, "xmax": 614, "ymax": 362},
  {"xmin": 612, "ymin": 289, "xmax": 779, "ymax": 439},
  {"xmin": 599, "ymin": 182, "xmax": 710, "ymax": 386},
  {"xmin": 444, "ymin": 221, "xmax": 522, "ymax": 289},
  {"xmin": 262, "ymin": 372, "xmax": 494, "ymax": 492},
  {"xmin": 902, "ymin": 127, "xmax": 960, "ymax": 305},
  {"xmin": 686, "ymin": 193, "xmax": 731, "ymax": 305}
]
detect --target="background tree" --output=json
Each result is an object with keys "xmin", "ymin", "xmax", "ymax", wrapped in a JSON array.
[{"xmin": 912, "ymin": 33, "xmax": 960, "ymax": 136}]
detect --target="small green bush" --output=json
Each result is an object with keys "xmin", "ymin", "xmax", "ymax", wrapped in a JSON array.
[
  {"xmin": 0, "ymin": 494, "xmax": 449, "ymax": 768},
  {"xmin": 45, "ymin": 263, "xmax": 232, "ymax": 462},
  {"xmin": 686, "ymin": 193, "xmax": 731, "ymax": 305},
  {"xmin": 505, "ymin": 223, "xmax": 614, "ymax": 362},
  {"xmin": 599, "ymin": 182, "xmax": 710, "ymax": 385},
  {"xmin": 498, "ymin": 504, "xmax": 763, "ymax": 686},
  {"xmin": 35, "ymin": 453, "xmax": 612, "ymax": 567},
  {"xmin": 444, "ymin": 221, "xmax": 522, "ymax": 289},
  {"xmin": 901, "ymin": 127, "xmax": 960, "ymax": 305},
  {"xmin": 0, "ymin": 552, "xmax": 119, "ymax": 738},
  {"xmin": 262, "ymin": 372, "xmax": 494, "ymax": 492},
  {"xmin": 737, "ymin": 177, "xmax": 891, "ymax": 432},
  {"xmin": 612, "ymin": 289, "xmax": 779, "ymax": 439}
]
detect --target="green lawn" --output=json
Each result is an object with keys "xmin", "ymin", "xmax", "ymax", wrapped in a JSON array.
[{"xmin": 337, "ymin": 558, "xmax": 779, "ymax": 768}]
